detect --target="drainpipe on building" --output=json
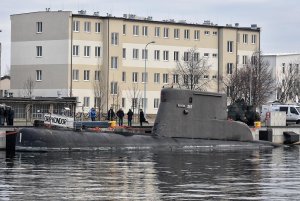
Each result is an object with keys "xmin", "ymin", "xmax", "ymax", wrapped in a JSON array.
[{"xmin": 70, "ymin": 15, "xmax": 73, "ymax": 97}]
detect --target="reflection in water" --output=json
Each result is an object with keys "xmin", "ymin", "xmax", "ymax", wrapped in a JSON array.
[{"xmin": 0, "ymin": 147, "xmax": 299, "ymax": 200}]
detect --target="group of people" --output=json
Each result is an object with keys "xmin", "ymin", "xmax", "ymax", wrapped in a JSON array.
[
  {"xmin": 89, "ymin": 107, "xmax": 148, "ymax": 127},
  {"xmin": 0, "ymin": 106, "xmax": 14, "ymax": 126}
]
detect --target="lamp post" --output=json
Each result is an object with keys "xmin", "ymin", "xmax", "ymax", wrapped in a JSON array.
[{"xmin": 144, "ymin": 41, "xmax": 155, "ymax": 117}]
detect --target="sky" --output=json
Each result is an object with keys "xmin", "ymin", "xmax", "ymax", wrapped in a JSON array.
[{"xmin": 1, "ymin": 0, "xmax": 300, "ymax": 76}]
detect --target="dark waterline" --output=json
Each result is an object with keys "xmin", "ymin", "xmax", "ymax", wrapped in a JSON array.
[{"xmin": 0, "ymin": 147, "xmax": 300, "ymax": 200}]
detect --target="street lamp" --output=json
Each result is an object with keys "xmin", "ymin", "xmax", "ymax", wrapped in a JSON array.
[{"xmin": 144, "ymin": 41, "xmax": 155, "ymax": 117}]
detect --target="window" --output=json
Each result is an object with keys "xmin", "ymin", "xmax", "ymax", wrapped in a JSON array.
[
  {"xmin": 84, "ymin": 46, "xmax": 90, "ymax": 57},
  {"xmin": 84, "ymin": 22, "xmax": 91, "ymax": 32},
  {"xmin": 212, "ymin": 75, "xmax": 217, "ymax": 79},
  {"xmin": 133, "ymin": 25, "xmax": 139, "ymax": 36},
  {"xmin": 132, "ymin": 98, "xmax": 138, "ymax": 108},
  {"xmin": 36, "ymin": 22, "xmax": 42, "ymax": 33},
  {"xmin": 204, "ymin": 31, "xmax": 210, "ymax": 35},
  {"xmin": 173, "ymin": 74, "xmax": 179, "ymax": 83},
  {"xmin": 142, "ymin": 72, "xmax": 148, "ymax": 83},
  {"xmin": 163, "ymin": 73, "xmax": 169, "ymax": 83},
  {"xmin": 95, "ymin": 22, "xmax": 101, "ymax": 33},
  {"xmin": 73, "ymin": 45, "xmax": 79, "ymax": 56},
  {"xmin": 111, "ymin": 57, "xmax": 118, "ymax": 69},
  {"xmin": 123, "ymin": 48, "xmax": 126, "ymax": 59},
  {"xmin": 84, "ymin": 70, "xmax": 90, "ymax": 81},
  {"xmin": 194, "ymin": 75, "xmax": 199, "ymax": 84},
  {"xmin": 184, "ymin": 52, "xmax": 190, "ymax": 61},
  {"xmin": 36, "ymin": 46, "xmax": 42, "ymax": 57},
  {"xmin": 163, "ymin": 51, "xmax": 169, "ymax": 61},
  {"xmin": 95, "ymin": 46, "xmax": 101, "ymax": 57},
  {"xmin": 291, "ymin": 107, "xmax": 299, "ymax": 115},
  {"xmin": 154, "ymin": 73, "xmax": 160, "ymax": 83},
  {"xmin": 110, "ymin": 82, "xmax": 118, "ymax": 95},
  {"xmin": 174, "ymin": 51, "xmax": 179, "ymax": 61},
  {"xmin": 36, "ymin": 70, "xmax": 42, "ymax": 81},
  {"xmin": 184, "ymin": 29, "xmax": 190, "ymax": 39},
  {"xmin": 194, "ymin": 30, "xmax": 200, "ymax": 40},
  {"xmin": 194, "ymin": 53, "xmax": 199, "ymax": 61},
  {"xmin": 154, "ymin": 50, "xmax": 160, "ymax": 60},
  {"xmin": 133, "ymin": 49, "xmax": 139, "ymax": 59},
  {"xmin": 243, "ymin": 34, "xmax": 248, "ymax": 44},
  {"xmin": 183, "ymin": 75, "xmax": 188, "ymax": 84},
  {"xmin": 251, "ymin": 35, "xmax": 256, "ymax": 44},
  {"xmin": 242, "ymin": 55, "xmax": 248, "ymax": 65},
  {"xmin": 213, "ymin": 31, "xmax": 218, "ymax": 35},
  {"xmin": 227, "ymin": 41, "xmax": 233, "ymax": 53},
  {"xmin": 95, "ymin": 70, "xmax": 100, "ymax": 81},
  {"xmin": 212, "ymin": 53, "xmax": 217, "ymax": 58},
  {"xmin": 83, "ymin": 97, "xmax": 90, "ymax": 107},
  {"xmin": 111, "ymin": 32, "xmax": 119, "ymax": 45},
  {"xmin": 282, "ymin": 65, "xmax": 285, "ymax": 73},
  {"xmin": 204, "ymin": 53, "xmax": 209, "ymax": 57},
  {"xmin": 174, "ymin": 28, "xmax": 180, "ymax": 39},
  {"xmin": 123, "ymin": 24, "xmax": 126, "ymax": 35},
  {"xmin": 163, "ymin": 27, "xmax": 169, "ymax": 38},
  {"xmin": 122, "ymin": 98, "xmax": 126, "ymax": 108},
  {"xmin": 142, "ymin": 49, "xmax": 148, "ymax": 60},
  {"xmin": 122, "ymin": 72, "xmax": 126, "ymax": 82},
  {"xmin": 155, "ymin": 27, "xmax": 160, "ymax": 37},
  {"xmin": 154, "ymin": 98, "xmax": 160, "ymax": 109},
  {"xmin": 227, "ymin": 86, "xmax": 234, "ymax": 97},
  {"xmin": 227, "ymin": 63, "xmax": 233, "ymax": 74},
  {"xmin": 72, "ymin": 69, "xmax": 79, "ymax": 81},
  {"xmin": 142, "ymin": 26, "xmax": 148, "ymax": 36},
  {"xmin": 73, "ymin": 21, "xmax": 80, "ymax": 32},
  {"xmin": 132, "ymin": 72, "xmax": 138, "ymax": 83}
]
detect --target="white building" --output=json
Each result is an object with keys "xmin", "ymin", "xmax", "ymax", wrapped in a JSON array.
[{"xmin": 263, "ymin": 53, "xmax": 300, "ymax": 102}]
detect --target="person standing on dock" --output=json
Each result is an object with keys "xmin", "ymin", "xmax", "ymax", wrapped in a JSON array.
[
  {"xmin": 0, "ymin": 106, "xmax": 5, "ymax": 126},
  {"xmin": 89, "ymin": 107, "xmax": 97, "ymax": 121},
  {"xmin": 127, "ymin": 109, "xmax": 133, "ymax": 127},
  {"xmin": 107, "ymin": 107, "xmax": 115, "ymax": 121},
  {"xmin": 6, "ymin": 107, "xmax": 14, "ymax": 126},
  {"xmin": 116, "ymin": 108, "xmax": 125, "ymax": 126},
  {"xmin": 139, "ymin": 109, "xmax": 148, "ymax": 127}
]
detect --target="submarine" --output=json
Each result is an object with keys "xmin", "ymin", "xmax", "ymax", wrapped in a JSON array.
[{"xmin": 10, "ymin": 88, "xmax": 276, "ymax": 152}]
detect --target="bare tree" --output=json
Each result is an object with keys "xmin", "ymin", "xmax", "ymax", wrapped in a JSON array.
[
  {"xmin": 23, "ymin": 76, "xmax": 36, "ymax": 98},
  {"xmin": 222, "ymin": 52, "xmax": 275, "ymax": 107},
  {"xmin": 93, "ymin": 71, "xmax": 107, "ymax": 120},
  {"xmin": 174, "ymin": 47, "xmax": 211, "ymax": 91},
  {"xmin": 125, "ymin": 83, "xmax": 142, "ymax": 123},
  {"xmin": 277, "ymin": 62, "xmax": 300, "ymax": 103}
]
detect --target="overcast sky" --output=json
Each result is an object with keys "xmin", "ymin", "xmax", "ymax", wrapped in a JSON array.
[{"xmin": 0, "ymin": 0, "xmax": 300, "ymax": 75}]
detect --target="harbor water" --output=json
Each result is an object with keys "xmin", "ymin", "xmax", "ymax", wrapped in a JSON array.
[{"xmin": 0, "ymin": 146, "xmax": 300, "ymax": 200}]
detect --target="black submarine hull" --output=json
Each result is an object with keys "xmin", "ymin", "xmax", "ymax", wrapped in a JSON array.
[
  {"xmin": 15, "ymin": 127, "xmax": 275, "ymax": 151},
  {"xmin": 10, "ymin": 88, "xmax": 276, "ymax": 152}
]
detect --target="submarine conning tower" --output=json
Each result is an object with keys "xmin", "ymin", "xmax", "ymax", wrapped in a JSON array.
[{"xmin": 152, "ymin": 88, "xmax": 254, "ymax": 141}]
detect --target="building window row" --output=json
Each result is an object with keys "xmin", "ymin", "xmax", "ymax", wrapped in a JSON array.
[
  {"xmin": 72, "ymin": 45, "xmax": 102, "ymax": 57},
  {"xmin": 121, "ymin": 48, "xmax": 217, "ymax": 61},
  {"xmin": 120, "ymin": 97, "xmax": 160, "ymax": 109},
  {"xmin": 120, "ymin": 72, "xmax": 212, "ymax": 85},
  {"xmin": 73, "ymin": 20, "xmax": 101, "ymax": 33},
  {"xmin": 72, "ymin": 69, "xmax": 102, "ymax": 81},
  {"xmin": 125, "ymin": 25, "xmax": 216, "ymax": 40},
  {"xmin": 241, "ymin": 33, "xmax": 257, "ymax": 44}
]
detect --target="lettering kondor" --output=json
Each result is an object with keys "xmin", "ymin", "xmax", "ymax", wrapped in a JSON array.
[{"xmin": 44, "ymin": 114, "xmax": 67, "ymax": 125}]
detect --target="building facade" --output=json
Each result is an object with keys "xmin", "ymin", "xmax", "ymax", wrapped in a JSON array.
[
  {"xmin": 10, "ymin": 11, "xmax": 260, "ymax": 114},
  {"xmin": 263, "ymin": 53, "xmax": 300, "ymax": 102}
]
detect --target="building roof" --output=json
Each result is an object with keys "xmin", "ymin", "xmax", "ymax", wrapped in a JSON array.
[
  {"xmin": 263, "ymin": 53, "xmax": 300, "ymax": 57},
  {"xmin": 11, "ymin": 10, "xmax": 260, "ymax": 32}
]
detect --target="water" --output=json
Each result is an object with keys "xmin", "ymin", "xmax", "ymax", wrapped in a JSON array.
[{"xmin": 0, "ymin": 147, "xmax": 300, "ymax": 200}]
